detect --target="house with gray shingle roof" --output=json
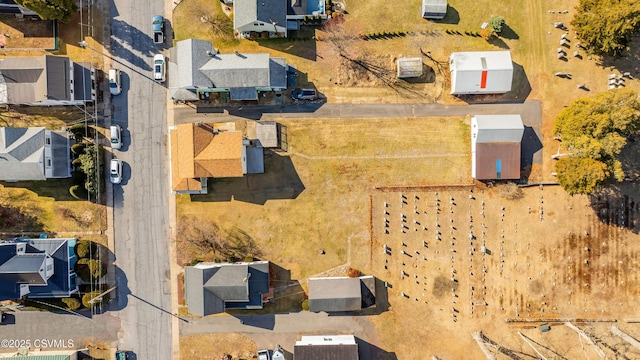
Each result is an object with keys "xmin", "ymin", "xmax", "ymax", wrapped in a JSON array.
[
  {"xmin": 231, "ymin": 0, "xmax": 328, "ymax": 38},
  {"xmin": 184, "ymin": 261, "xmax": 273, "ymax": 316},
  {"xmin": 0, "ymin": 55, "xmax": 95, "ymax": 106},
  {"xmin": 169, "ymin": 39, "xmax": 287, "ymax": 101},
  {"xmin": 0, "ymin": 127, "xmax": 71, "ymax": 181},
  {"xmin": 307, "ymin": 275, "xmax": 377, "ymax": 312},
  {"xmin": 0, "ymin": 237, "xmax": 79, "ymax": 300},
  {"xmin": 234, "ymin": 0, "xmax": 287, "ymax": 38}
]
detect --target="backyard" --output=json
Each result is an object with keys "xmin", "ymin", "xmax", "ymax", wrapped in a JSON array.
[{"xmin": 177, "ymin": 117, "xmax": 470, "ymax": 279}]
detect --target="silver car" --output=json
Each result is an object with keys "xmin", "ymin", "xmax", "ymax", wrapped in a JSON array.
[
  {"xmin": 108, "ymin": 69, "xmax": 122, "ymax": 95},
  {"xmin": 110, "ymin": 159, "xmax": 123, "ymax": 184}
]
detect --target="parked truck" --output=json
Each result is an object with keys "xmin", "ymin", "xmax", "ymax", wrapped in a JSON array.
[{"xmin": 153, "ymin": 15, "xmax": 164, "ymax": 44}]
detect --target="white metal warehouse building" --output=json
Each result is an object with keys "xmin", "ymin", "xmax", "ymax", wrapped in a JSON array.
[{"xmin": 449, "ymin": 50, "xmax": 513, "ymax": 95}]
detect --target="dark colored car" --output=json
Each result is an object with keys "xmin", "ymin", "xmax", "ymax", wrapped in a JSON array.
[{"xmin": 291, "ymin": 88, "xmax": 317, "ymax": 100}]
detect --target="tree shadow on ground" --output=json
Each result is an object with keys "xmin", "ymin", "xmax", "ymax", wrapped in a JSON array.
[
  {"xmin": 431, "ymin": 6, "xmax": 460, "ymax": 25},
  {"xmin": 356, "ymin": 336, "xmax": 398, "ymax": 360},
  {"xmin": 488, "ymin": 36, "xmax": 509, "ymax": 49},
  {"xmin": 589, "ymin": 183, "xmax": 640, "ymax": 234},
  {"xmin": 191, "ymin": 150, "xmax": 305, "ymax": 204},
  {"xmin": 0, "ymin": 203, "xmax": 44, "ymax": 232},
  {"xmin": 500, "ymin": 23, "xmax": 519, "ymax": 40},
  {"xmin": 596, "ymin": 37, "xmax": 640, "ymax": 74},
  {"xmin": 0, "ymin": 179, "xmax": 77, "ymax": 201}
]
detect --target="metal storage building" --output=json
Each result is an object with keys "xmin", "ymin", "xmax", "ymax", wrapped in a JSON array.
[
  {"xmin": 449, "ymin": 51, "xmax": 513, "ymax": 95},
  {"xmin": 471, "ymin": 114, "xmax": 524, "ymax": 180},
  {"xmin": 421, "ymin": 0, "xmax": 447, "ymax": 19}
]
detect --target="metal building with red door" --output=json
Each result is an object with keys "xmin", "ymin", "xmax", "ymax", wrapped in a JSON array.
[{"xmin": 449, "ymin": 50, "xmax": 513, "ymax": 95}]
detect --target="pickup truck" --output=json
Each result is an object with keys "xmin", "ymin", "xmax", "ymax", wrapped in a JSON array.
[{"xmin": 152, "ymin": 15, "xmax": 164, "ymax": 44}]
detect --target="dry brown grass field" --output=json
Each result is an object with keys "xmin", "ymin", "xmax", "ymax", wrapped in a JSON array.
[
  {"xmin": 177, "ymin": 117, "xmax": 470, "ymax": 279},
  {"xmin": 365, "ymin": 184, "xmax": 640, "ymax": 358}
]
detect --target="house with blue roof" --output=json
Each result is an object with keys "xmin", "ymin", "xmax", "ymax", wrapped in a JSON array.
[
  {"xmin": 184, "ymin": 260, "xmax": 273, "ymax": 316},
  {"xmin": 0, "ymin": 238, "xmax": 78, "ymax": 300}
]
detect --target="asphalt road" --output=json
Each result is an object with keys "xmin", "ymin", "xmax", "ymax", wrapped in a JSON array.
[
  {"xmin": 109, "ymin": 0, "xmax": 172, "ymax": 357},
  {"xmin": 174, "ymin": 100, "xmax": 542, "ymax": 124}
]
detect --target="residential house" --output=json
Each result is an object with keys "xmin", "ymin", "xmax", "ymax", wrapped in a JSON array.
[
  {"xmin": 184, "ymin": 261, "xmax": 273, "ymax": 316},
  {"xmin": 421, "ymin": 0, "xmax": 447, "ymax": 19},
  {"xmin": 169, "ymin": 39, "xmax": 287, "ymax": 102},
  {"xmin": 0, "ymin": 238, "xmax": 79, "ymax": 300},
  {"xmin": 449, "ymin": 50, "xmax": 513, "ymax": 95},
  {"xmin": 169, "ymin": 122, "xmax": 265, "ymax": 194},
  {"xmin": 231, "ymin": 0, "xmax": 327, "ymax": 37},
  {"xmin": 294, "ymin": 335, "xmax": 359, "ymax": 360},
  {"xmin": 0, "ymin": 55, "xmax": 95, "ymax": 105},
  {"xmin": 471, "ymin": 114, "xmax": 524, "ymax": 180},
  {"xmin": 234, "ymin": 0, "xmax": 287, "ymax": 38},
  {"xmin": 307, "ymin": 275, "xmax": 377, "ymax": 312},
  {"xmin": 0, "ymin": 127, "xmax": 71, "ymax": 181},
  {"xmin": 0, "ymin": 0, "xmax": 37, "ymax": 16}
]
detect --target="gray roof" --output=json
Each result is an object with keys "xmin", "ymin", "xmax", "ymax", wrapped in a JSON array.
[
  {"xmin": 422, "ymin": 0, "xmax": 447, "ymax": 16},
  {"xmin": 473, "ymin": 115, "xmax": 524, "ymax": 143},
  {"xmin": 269, "ymin": 58, "xmax": 287, "ymax": 88},
  {"xmin": 185, "ymin": 261, "xmax": 270, "ymax": 316},
  {"xmin": 50, "ymin": 130, "xmax": 71, "ymax": 178},
  {"xmin": 203, "ymin": 264, "xmax": 250, "ymax": 301},
  {"xmin": 256, "ymin": 121, "xmax": 278, "ymax": 148},
  {"xmin": 308, "ymin": 277, "xmax": 362, "ymax": 312},
  {"xmin": 234, "ymin": 0, "xmax": 287, "ymax": 29},
  {"xmin": 0, "ymin": 238, "xmax": 77, "ymax": 300},
  {"xmin": 72, "ymin": 62, "xmax": 93, "ymax": 101},
  {"xmin": 245, "ymin": 144, "xmax": 264, "ymax": 174},
  {"xmin": 45, "ymin": 55, "xmax": 70, "ymax": 101},
  {"xmin": 200, "ymin": 53, "xmax": 272, "ymax": 88},
  {"xmin": 0, "ymin": 127, "xmax": 46, "ymax": 181},
  {"xmin": 175, "ymin": 39, "xmax": 214, "ymax": 89},
  {"xmin": 0, "ymin": 0, "xmax": 37, "ymax": 15},
  {"xmin": 230, "ymin": 87, "xmax": 258, "ymax": 100},
  {"xmin": 0, "ymin": 55, "xmax": 71, "ymax": 104},
  {"xmin": 0, "ymin": 253, "xmax": 47, "ymax": 285},
  {"xmin": 294, "ymin": 336, "xmax": 359, "ymax": 360}
]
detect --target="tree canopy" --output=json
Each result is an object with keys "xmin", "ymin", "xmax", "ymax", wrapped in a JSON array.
[
  {"xmin": 16, "ymin": 0, "xmax": 78, "ymax": 23},
  {"xmin": 554, "ymin": 89, "xmax": 640, "ymax": 194},
  {"xmin": 571, "ymin": 0, "xmax": 640, "ymax": 57}
]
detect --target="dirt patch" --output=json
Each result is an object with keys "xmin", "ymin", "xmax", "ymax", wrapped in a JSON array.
[
  {"xmin": 180, "ymin": 333, "xmax": 257, "ymax": 360},
  {"xmin": 0, "ymin": 16, "xmax": 54, "ymax": 50}
]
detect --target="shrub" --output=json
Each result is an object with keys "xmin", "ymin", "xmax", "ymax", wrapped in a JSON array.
[
  {"xmin": 69, "ymin": 185, "xmax": 87, "ymax": 200},
  {"xmin": 346, "ymin": 267, "xmax": 361, "ymax": 277},
  {"xmin": 71, "ymin": 142, "xmax": 87, "ymax": 155},
  {"xmin": 62, "ymin": 297, "xmax": 82, "ymax": 311},
  {"xmin": 75, "ymin": 240, "xmax": 98, "ymax": 258},
  {"xmin": 489, "ymin": 15, "xmax": 505, "ymax": 33},
  {"xmin": 244, "ymin": 256, "xmax": 254, "ymax": 262},
  {"xmin": 498, "ymin": 183, "xmax": 525, "ymax": 201},
  {"xmin": 69, "ymin": 124, "xmax": 96, "ymax": 140},
  {"xmin": 301, "ymin": 299, "xmax": 309, "ymax": 311},
  {"xmin": 82, "ymin": 290, "xmax": 110, "ymax": 308},
  {"xmin": 75, "ymin": 258, "xmax": 105, "ymax": 281}
]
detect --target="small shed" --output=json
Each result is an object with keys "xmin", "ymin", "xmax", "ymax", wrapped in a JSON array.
[
  {"xmin": 422, "ymin": 0, "xmax": 447, "ymax": 19},
  {"xmin": 255, "ymin": 121, "xmax": 278, "ymax": 148},
  {"xmin": 449, "ymin": 51, "xmax": 513, "ymax": 95},
  {"xmin": 396, "ymin": 57, "xmax": 423, "ymax": 78}
]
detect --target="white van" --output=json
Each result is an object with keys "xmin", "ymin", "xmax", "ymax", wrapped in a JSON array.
[{"xmin": 110, "ymin": 125, "xmax": 122, "ymax": 150}]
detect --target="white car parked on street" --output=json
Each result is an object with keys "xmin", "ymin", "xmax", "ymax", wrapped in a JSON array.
[{"xmin": 153, "ymin": 54, "xmax": 165, "ymax": 82}]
